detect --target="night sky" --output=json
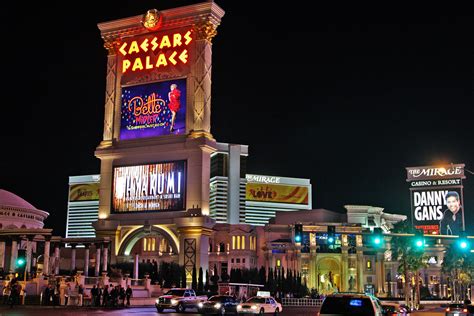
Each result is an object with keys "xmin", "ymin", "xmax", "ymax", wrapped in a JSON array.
[{"xmin": 1, "ymin": 2, "xmax": 473, "ymax": 236}]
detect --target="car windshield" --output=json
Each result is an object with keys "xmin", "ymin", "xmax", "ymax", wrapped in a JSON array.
[
  {"xmin": 320, "ymin": 297, "xmax": 375, "ymax": 316},
  {"xmin": 209, "ymin": 296, "xmax": 227, "ymax": 302},
  {"xmin": 247, "ymin": 297, "xmax": 266, "ymax": 304},
  {"xmin": 449, "ymin": 303, "xmax": 465, "ymax": 308},
  {"xmin": 165, "ymin": 290, "xmax": 186, "ymax": 296}
]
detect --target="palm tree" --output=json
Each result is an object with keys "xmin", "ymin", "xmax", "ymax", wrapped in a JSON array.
[
  {"xmin": 442, "ymin": 243, "xmax": 474, "ymax": 303},
  {"xmin": 390, "ymin": 220, "xmax": 428, "ymax": 308}
]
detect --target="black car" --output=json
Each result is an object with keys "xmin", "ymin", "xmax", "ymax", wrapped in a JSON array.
[{"xmin": 198, "ymin": 295, "xmax": 239, "ymax": 315}]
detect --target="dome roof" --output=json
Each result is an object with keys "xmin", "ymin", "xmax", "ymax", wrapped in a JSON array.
[{"xmin": 0, "ymin": 189, "xmax": 37, "ymax": 210}]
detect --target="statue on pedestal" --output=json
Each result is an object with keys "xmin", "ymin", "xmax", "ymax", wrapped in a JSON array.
[{"xmin": 348, "ymin": 275, "xmax": 355, "ymax": 291}]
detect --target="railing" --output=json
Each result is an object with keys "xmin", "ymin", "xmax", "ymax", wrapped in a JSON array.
[
  {"xmin": 130, "ymin": 278, "xmax": 145, "ymax": 286},
  {"xmin": 281, "ymin": 297, "xmax": 323, "ymax": 307},
  {"xmin": 84, "ymin": 277, "xmax": 100, "ymax": 285}
]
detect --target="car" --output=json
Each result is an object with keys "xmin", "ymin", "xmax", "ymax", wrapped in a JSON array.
[
  {"xmin": 155, "ymin": 288, "xmax": 208, "ymax": 313},
  {"xmin": 198, "ymin": 295, "xmax": 239, "ymax": 315},
  {"xmin": 381, "ymin": 301, "xmax": 408, "ymax": 316},
  {"xmin": 317, "ymin": 293, "xmax": 384, "ymax": 316},
  {"xmin": 237, "ymin": 296, "xmax": 283, "ymax": 315},
  {"xmin": 445, "ymin": 303, "xmax": 470, "ymax": 316}
]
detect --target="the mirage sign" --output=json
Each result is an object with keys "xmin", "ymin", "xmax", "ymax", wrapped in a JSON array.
[{"xmin": 407, "ymin": 164, "xmax": 465, "ymax": 235}]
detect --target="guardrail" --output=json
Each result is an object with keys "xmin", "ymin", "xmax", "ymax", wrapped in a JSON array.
[
  {"xmin": 130, "ymin": 278, "xmax": 146, "ymax": 286},
  {"xmin": 281, "ymin": 298, "xmax": 323, "ymax": 307},
  {"xmin": 84, "ymin": 277, "xmax": 100, "ymax": 285}
]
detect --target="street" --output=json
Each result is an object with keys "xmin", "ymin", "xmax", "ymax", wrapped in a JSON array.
[{"xmin": 0, "ymin": 306, "xmax": 319, "ymax": 316}]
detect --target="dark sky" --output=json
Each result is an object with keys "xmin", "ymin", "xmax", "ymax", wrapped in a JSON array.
[{"xmin": 1, "ymin": 2, "xmax": 473, "ymax": 236}]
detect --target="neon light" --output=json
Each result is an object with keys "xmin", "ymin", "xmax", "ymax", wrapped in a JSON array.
[{"xmin": 120, "ymin": 29, "xmax": 193, "ymax": 73}]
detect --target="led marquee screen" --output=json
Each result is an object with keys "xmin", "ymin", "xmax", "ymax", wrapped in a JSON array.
[
  {"xmin": 120, "ymin": 78, "xmax": 186, "ymax": 140},
  {"xmin": 112, "ymin": 161, "xmax": 186, "ymax": 213}
]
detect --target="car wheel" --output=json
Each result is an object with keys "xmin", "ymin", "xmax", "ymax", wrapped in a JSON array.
[
  {"xmin": 259, "ymin": 307, "xmax": 265, "ymax": 315},
  {"xmin": 219, "ymin": 307, "xmax": 226, "ymax": 315},
  {"xmin": 274, "ymin": 308, "xmax": 279, "ymax": 315},
  {"xmin": 156, "ymin": 307, "xmax": 164, "ymax": 313},
  {"xmin": 176, "ymin": 302, "xmax": 185, "ymax": 313}
]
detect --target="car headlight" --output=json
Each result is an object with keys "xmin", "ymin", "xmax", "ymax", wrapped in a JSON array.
[
  {"xmin": 171, "ymin": 299, "xmax": 178, "ymax": 305},
  {"xmin": 251, "ymin": 305, "xmax": 258, "ymax": 310},
  {"xmin": 214, "ymin": 303, "xmax": 221, "ymax": 309},
  {"xmin": 237, "ymin": 305, "xmax": 242, "ymax": 310},
  {"xmin": 198, "ymin": 302, "xmax": 203, "ymax": 308},
  {"xmin": 155, "ymin": 299, "xmax": 159, "ymax": 304}
]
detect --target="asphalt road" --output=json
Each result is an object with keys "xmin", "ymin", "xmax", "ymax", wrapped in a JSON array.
[{"xmin": 0, "ymin": 306, "xmax": 319, "ymax": 316}]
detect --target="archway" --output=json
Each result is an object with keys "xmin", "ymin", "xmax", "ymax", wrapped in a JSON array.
[
  {"xmin": 117, "ymin": 225, "xmax": 179, "ymax": 257},
  {"xmin": 317, "ymin": 257, "xmax": 341, "ymax": 295}
]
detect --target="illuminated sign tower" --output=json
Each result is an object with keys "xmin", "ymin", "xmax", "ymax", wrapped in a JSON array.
[{"xmin": 94, "ymin": 3, "xmax": 225, "ymax": 278}]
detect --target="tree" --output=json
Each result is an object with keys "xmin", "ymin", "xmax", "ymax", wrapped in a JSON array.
[
  {"xmin": 181, "ymin": 265, "xmax": 187, "ymax": 288},
  {"xmin": 198, "ymin": 267, "xmax": 204, "ymax": 293},
  {"xmin": 205, "ymin": 269, "xmax": 210, "ymax": 292},
  {"xmin": 258, "ymin": 266, "xmax": 266, "ymax": 288},
  {"xmin": 442, "ymin": 243, "xmax": 474, "ymax": 302},
  {"xmin": 210, "ymin": 264, "xmax": 220, "ymax": 292},
  {"xmin": 390, "ymin": 220, "xmax": 428, "ymax": 308},
  {"xmin": 192, "ymin": 265, "xmax": 198, "ymax": 291}
]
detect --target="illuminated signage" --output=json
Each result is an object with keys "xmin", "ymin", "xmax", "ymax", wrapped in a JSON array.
[
  {"xmin": 119, "ymin": 29, "xmax": 193, "ymax": 74},
  {"xmin": 406, "ymin": 164, "xmax": 465, "ymax": 181},
  {"xmin": 120, "ymin": 78, "xmax": 186, "ymax": 140},
  {"xmin": 246, "ymin": 183, "xmax": 309, "ymax": 205},
  {"xmin": 407, "ymin": 163, "xmax": 465, "ymax": 235},
  {"xmin": 112, "ymin": 161, "xmax": 186, "ymax": 213},
  {"xmin": 69, "ymin": 183, "xmax": 100, "ymax": 202},
  {"xmin": 246, "ymin": 174, "xmax": 281, "ymax": 184}
]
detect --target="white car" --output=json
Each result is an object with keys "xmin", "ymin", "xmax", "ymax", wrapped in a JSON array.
[{"xmin": 237, "ymin": 296, "xmax": 282, "ymax": 315}]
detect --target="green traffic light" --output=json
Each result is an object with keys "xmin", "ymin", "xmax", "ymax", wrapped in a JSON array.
[
  {"xmin": 460, "ymin": 241, "xmax": 468, "ymax": 249},
  {"xmin": 295, "ymin": 235, "xmax": 301, "ymax": 242},
  {"xmin": 16, "ymin": 258, "xmax": 25, "ymax": 266},
  {"xmin": 373, "ymin": 237, "xmax": 381, "ymax": 245},
  {"xmin": 416, "ymin": 240, "xmax": 423, "ymax": 247}
]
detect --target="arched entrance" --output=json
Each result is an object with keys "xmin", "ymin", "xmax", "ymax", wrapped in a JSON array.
[
  {"xmin": 117, "ymin": 225, "xmax": 179, "ymax": 263},
  {"xmin": 317, "ymin": 257, "xmax": 341, "ymax": 295}
]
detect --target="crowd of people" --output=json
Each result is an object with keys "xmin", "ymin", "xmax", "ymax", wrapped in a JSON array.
[
  {"xmin": 89, "ymin": 284, "xmax": 133, "ymax": 307},
  {"xmin": 2, "ymin": 277, "xmax": 23, "ymax": 308}
]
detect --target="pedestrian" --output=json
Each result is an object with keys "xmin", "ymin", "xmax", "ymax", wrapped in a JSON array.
[
  {"xmin": 125, "ymin": 285, "xmax": 133, "ymax": 307},
  {"xmin": 119, "ymin": 285, "xmax": 126, "ymax": 307},
  {"xmin": 2, "ymin": 283, "xmax": 10, "ymax": 305},
  {"xmin": 102, "ymin": 285, "xmax": 109, "ymax": 307},
  {"xmin": 91, "ymin": 285, "xmax": 98, "ymax": 307}
]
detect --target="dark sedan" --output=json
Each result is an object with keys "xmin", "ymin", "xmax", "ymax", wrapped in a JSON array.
[{"xmin": 198, "ymin": 295, "xmax": 239, "ymax": 315}]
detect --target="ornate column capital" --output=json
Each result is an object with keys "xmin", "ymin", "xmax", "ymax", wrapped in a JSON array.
[
  {"xmin": 194, "ymin": 19, "xmax": 218, "ymax": 42},
  {"xmin": 103, "ymin": 36, "xmax": 121, "ymax": 55}
]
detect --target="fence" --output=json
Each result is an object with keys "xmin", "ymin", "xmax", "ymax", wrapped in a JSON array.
[{"xmin": 281, "ymin": 297, "xmax": 323, "ymax": 307}]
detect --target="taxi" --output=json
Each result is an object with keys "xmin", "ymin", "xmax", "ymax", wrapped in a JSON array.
[{"xmin": 237, "ymin": 292, "xmax": 282, "ymax": 315}]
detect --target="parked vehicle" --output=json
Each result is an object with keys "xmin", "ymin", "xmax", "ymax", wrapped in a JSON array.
[
  {"xmin": 237, "ymin": 296, "xmax": 282, "ymax": 315},
  {"xmin": 155, "ymin": 288, "xmax": 208, "ymax": 313},
  {"xmin": 317, "ymin": 293, "xmax": 383, "ymax": 316},
  {"xmin": 381, "ymin": 301, "xmax": 408, "ymax": 316},
  {"xmin": 198, "ymin": 295, "xmax": 239, "ymax": 315},
  {"xmin": 445, "ymin": 303, "xmax": 470, "ymax": 316}
]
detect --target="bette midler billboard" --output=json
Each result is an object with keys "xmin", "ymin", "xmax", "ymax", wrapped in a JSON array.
[{"xmin": 112, "ymin": 161, "xmax": 186, "ymax": 213}]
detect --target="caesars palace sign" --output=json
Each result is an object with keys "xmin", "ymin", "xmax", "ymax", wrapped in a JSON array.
[{"xmin": 119, "ymin": 29, "xmax": 193, "ymax": 73}]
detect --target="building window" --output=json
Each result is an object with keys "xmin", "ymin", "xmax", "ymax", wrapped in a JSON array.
[
  {"xmin": 241, "ymin": 236, "xmax": 245, "ymax": 250},
  {"xmin": 143, "ymin": 237, "xmax": 156, "ymax": 252},
  {"xmin": 366, "ymin": 260, "xmax": 372, "ymax": 271},
  {"xmin": 237, "ymin": 236, "xmax": 240, "ymax": 250},
  {"xmin": 231, "ymin": 258, "xmax": 234, "ymax": 263},
  {"xmin": 236, "ymin": 258, "xmax": 240, "ymax": 263},
  {"xmin": 243, "ymin": 258, "xmax": 246, "ymax": 264},
  {"xmin": 276, "ymin": 259, "xmax": 281, "ymax": 267},
  {"xmin": 232, "ymin": 236, "xmax": 235, "ymax": 250}
]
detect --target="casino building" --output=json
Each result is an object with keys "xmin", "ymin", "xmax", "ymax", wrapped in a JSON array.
[{"xmin": 0, "ymin": 2, "xmax": 460, "ymax": 302}]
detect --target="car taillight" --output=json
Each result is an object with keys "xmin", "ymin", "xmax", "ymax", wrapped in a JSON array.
[
  {"xmin": 446, "ymin": 307, "xmax": 450, "ymax": 312},
  {"xmin": 463, "ymin": 308, "xmax": 468, "ymax": 312}
]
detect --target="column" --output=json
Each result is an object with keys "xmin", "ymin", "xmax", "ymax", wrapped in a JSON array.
[
  {"xmin": 54, "ymin": 243, "xmax": 60, "ymax": 275},
  {"xmin": 227, "ymin": 144, "xmax": 241, "ymax": 224},
  {"xmin": 70, "ymin": 244, "xmax": 77, "ymax": 272},
  {"xmin": 10, "ymin": 239, "xmax": 18, "ymax": 273},
  {"xmin": 26, "ymin": 237, "xmax": 33, "ymax": 275},
  {"xmin": 0, "ymin": 239, "xmax": 5, "ymax": 270},
  {"xmin": 376, "ymin": 252, "xmax": 384, "ymax": 295},
  {"xmin": 95, "ymin": 244, "xmax": 101, "ymax": 277},
  {"xmin": 341, "ymin": 247, "xmax": 349, "ymax": 292},
  {"xmin": 134, "ymin": 253, "xmax": 139, "ymax": 279},
  {"xmin": 102, "ymin": 243, "xmax": 108, "ymax": 272},
  {"xmin": 43, "ymin": 237, "xmax": 50, "ymax": 276},
  {"xmin": 357, "ymin": 251, "xmax": 364, "ymax": 293},
  {"xmin": 84, "ymin": 245, "xmax": 90, "ymax": 277}
]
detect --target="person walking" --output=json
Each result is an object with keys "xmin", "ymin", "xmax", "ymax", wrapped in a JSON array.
[{"xmin": 125, "ymin": 285, "xmax": 133, "ymax": 307}]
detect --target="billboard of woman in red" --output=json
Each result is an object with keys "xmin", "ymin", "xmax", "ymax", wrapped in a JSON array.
[{"xmin": 168, "ymin": 83, "xmax": 181, "ymax": 132}]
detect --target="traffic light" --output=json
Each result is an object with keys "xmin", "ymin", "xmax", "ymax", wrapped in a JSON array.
[
  {"xmin": 327, "ymin": 226, "xmax": 336, "ymax": 245},
  {"xmin": 371, "ymin": 228, "xmax": 384, "ymax": 248},
  {"xmin": 294, "ymin": 223, "xmax": 303, "ymax": 243},
  {"xmin": 413, "ymin": 230, "xmax": 425, "ymax": 251},
  {"xmin": 16, "ymin": 249, "xmax": 26, "ymax": 268},
  {"xmin": 457, "ymin": 231, "xmax": 470, "ymax": 252}
]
